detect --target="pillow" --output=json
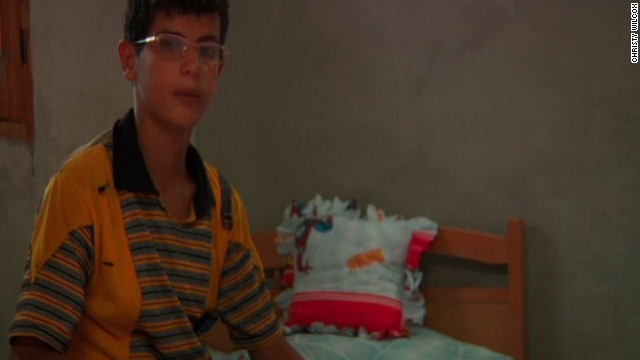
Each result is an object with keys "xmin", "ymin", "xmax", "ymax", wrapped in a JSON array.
[{"xmin": 276, "ymin": 196, "xmax": 437, "ymax": 339}]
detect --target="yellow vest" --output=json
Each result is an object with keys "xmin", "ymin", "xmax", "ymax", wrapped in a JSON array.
[{"xmin": 30, "ymin": 142, "xmax": 252, "ymax": 359}]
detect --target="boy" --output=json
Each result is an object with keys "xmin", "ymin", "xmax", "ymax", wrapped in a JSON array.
[{"xmin": 8, "ymin": 1, "xmax": 303, "ymax": 359}]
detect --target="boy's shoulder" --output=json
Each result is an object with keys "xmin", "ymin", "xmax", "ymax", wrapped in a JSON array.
[{"xmin": 55, "ymin": 128, "xmax": 113, "ymax": 186}]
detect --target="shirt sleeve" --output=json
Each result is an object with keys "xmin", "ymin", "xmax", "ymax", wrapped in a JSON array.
[
  {"xmin": 216, "ymin": 191, "xmax": 283, "ymax": 350},
  {"xmin": 9, "ymin": 173, "xmax": 95, "ymax": 354}
]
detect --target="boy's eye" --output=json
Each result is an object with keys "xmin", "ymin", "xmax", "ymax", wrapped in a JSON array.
[
  {"xmin": 199, "ymin": 44, "xmax": 220, "ymax": 61},
  {"xmin": 158, "ymin": 36, "xmax": 184, "ymax": 53}
]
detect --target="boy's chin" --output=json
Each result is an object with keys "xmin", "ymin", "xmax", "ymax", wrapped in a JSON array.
[{"xmin": 163, "ymin": 109, "xmax": 203, "ymax": 129}]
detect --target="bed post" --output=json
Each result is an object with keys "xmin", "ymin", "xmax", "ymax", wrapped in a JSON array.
[{"xmin": 508, "ymin": 219, "xmax": 528, "ymax": 360}]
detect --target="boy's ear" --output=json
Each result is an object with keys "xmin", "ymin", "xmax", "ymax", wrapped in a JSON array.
[{"xmin": 118, "ymin": 40, "xmax": 137, "ymax": 82}]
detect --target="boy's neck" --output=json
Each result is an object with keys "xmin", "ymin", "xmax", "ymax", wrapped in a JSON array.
[{"xmin": 133, "ymin": 106, "xmax": 194, "ymax": 192}]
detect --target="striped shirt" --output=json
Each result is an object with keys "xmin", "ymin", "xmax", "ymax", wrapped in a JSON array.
[{"xmin": 9, "ymin": 109, "xmax": 281, "ymax": 359}]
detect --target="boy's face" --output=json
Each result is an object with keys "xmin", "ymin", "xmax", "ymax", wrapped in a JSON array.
[{"xmin": 120, "ymin": 12, "xmax": 224, "ymax": 129}]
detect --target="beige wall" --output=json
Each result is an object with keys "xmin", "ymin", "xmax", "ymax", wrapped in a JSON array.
[
  {"xmin": 198, "ymin": 1, "xmax": 639, "ymax": 360},
  {"xmin": 0, "ymin": 1, "xmax": 637, "ymax": 359},
  {"xmin": 0, "ymin": 141, "xmax": 33, "ymax": 356}
]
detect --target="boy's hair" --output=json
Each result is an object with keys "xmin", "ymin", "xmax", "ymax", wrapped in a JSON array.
[{"xmin": 124, "ymin": 0, "xmax": 229, "ymax": 46}]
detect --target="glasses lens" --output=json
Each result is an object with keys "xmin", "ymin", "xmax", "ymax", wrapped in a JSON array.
[
  {"xmin": 199, "ymin": 43, "xmax": 222, "ymax": 64},
  {"xmin": 157, "ymin": 34, "xmax": 186, "ymax": 59}
]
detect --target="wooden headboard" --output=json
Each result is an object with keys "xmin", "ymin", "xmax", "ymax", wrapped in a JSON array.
[
  {"xmin": 421, "ymin": 219, "xmax": 528, "ymax": 360},
  {"xmin": 211, "ymin": 219, "xmax": 528, "ymax": 360}
]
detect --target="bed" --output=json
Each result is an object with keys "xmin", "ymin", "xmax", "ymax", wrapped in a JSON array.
[{"xmin": 206, "ymin": 219, "xmax": 528, "ymax": 360}]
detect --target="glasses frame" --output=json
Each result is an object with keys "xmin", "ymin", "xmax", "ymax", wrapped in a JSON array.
[{"xmin": 133, "ymin": 33, "xmax": 228, "ymax": 67}]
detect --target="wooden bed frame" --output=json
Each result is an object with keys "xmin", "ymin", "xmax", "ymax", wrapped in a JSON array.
[{"xmin": 208, "ymin": 219, "xmax": 528, "ymax": 360}]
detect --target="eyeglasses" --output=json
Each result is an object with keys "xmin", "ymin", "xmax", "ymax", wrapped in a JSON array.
[{"xmin": 133, "ymin": 33, "xmax": 227, "ymax": 66}]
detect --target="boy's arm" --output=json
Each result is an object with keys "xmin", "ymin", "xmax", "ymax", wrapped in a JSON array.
[
  {"xmin": 8, "ymin": 173, "xmax": 95, "ymax": 358},
  {"xmin": 213, "ymin": 188, "xmax": 303, "ymax": 358},
  {"xmin": 10, "ymin": 337, "xmax": 66, "ymax": 360}
]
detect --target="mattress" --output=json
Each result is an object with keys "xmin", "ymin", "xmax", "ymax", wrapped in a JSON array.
[{"xmin": 210, "ymin": 326, "xmax": 512, "ymax": 360}]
